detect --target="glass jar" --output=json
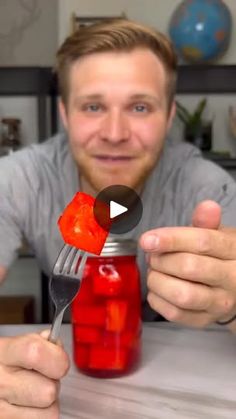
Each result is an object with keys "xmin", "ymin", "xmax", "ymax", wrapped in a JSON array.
[{"xmin": 71, "ymin": 238, "xmax": 142, "ymax": 378}]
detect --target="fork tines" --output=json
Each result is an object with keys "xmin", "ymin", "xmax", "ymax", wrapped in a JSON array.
[{"xmin": 54, "ymin": 244, "xmax": 84, "ymax": 276}]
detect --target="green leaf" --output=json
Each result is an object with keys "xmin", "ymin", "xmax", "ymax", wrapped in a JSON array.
[{"xmin": 175, "ymin": 98, "xmax": 207, "ymax": 133}]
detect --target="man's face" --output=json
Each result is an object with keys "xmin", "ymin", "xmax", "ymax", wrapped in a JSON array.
[{"xmin": 59, "ymin": 48, "xmax": 175, "ymax": 195}]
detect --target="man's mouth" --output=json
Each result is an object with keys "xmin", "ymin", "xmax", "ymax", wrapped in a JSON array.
[{"xmin": 94, "ymin": 155, "xmax": 133, "ymax": 162}]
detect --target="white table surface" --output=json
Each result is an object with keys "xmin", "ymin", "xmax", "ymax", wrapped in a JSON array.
[{"xmin": 1, "ymin": 322, "xmax": 236, "ymax": 419}]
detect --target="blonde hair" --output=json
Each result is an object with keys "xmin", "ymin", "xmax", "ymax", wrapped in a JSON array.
[{"xmin": 56, "ymin": 18, "xmax": 177, "ymax": 110}]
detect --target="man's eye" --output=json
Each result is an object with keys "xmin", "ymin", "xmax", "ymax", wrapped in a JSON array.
[
  {"xmin": 84, "ymin": 104, "xmax": 101, "ymax": 112},
  {"xmin": 133, "ymin": 104, "xmax": 148, "ymax": 113}
]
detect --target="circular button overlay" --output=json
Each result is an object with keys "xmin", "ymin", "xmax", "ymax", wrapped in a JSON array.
[{"xmin": 94, "ymin": 185, "xmax": 143, "ymax": 234}]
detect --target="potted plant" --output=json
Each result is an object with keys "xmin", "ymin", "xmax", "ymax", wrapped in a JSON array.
[{"xmin": 176, "ymin": 98, "xmax": 212, "ymax": 150}]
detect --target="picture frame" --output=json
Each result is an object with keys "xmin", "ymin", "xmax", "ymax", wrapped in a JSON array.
[{"xmin": 71, "ymin": 12, "xmax": 126, "ymax": 33}]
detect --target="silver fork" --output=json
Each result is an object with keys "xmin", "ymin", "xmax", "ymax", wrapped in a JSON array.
[{"xmin": 48, "ymin": 244, "xmax": 88, "ymax": 343}]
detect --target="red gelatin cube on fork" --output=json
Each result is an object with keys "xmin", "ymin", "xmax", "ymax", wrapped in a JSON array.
[
  {"xmin": 58, "ymin": 192, "xmax": 110, "ymax": 255},
  {"xmin": 89, "ymin": 345, "xmax": 127, "ymax": 370},
  {"xmin": 73, "ymin": 305, "xmax": 106, "ymax": 327},
  {"xmin": 106, "ymin": 300, "xmax": 128, "ymax": 332},
  {"xmin": 93, "ymin": 264, "xmax": 122, "ymax": 296}
]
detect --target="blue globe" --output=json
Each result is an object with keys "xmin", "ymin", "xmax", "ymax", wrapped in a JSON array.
[{"xmin": 169, "ymin": 0, "xmax": 232, "ymax": 63}]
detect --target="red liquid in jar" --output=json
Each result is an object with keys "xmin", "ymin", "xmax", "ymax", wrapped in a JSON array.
[{"xmin": 71, "ymin": 240, "xmax": 142, "ymax": 378}]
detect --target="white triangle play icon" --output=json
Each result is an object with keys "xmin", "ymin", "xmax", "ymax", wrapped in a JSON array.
[{"xmin": 110, "ymin": 200, "xmax": 128, "ymax": 219}]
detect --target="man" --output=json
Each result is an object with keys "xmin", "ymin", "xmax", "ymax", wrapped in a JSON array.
[{"xmin": 0, "ymin": 18, "xmax": 236, "ymax": 417}]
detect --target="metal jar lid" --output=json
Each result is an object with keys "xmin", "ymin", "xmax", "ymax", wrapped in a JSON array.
[{"xmin": 98, "ymin": 238, "xmax": 137, "ymax": 257}]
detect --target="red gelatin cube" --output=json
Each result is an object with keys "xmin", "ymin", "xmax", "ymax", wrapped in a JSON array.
[
  {"xmin": 72, "ymin": 305, "xmax": 106, "ymax": 327},
  {"xmin": 102, "ymin": 331, "xmax": 117, "ymax": 347},
  {"xmin": 103, "ymin": 330, "xmax": 139, "ymax": 348},
  {"xmin": 106, "ymin": 300, "xmax": 128, "ymax": 332},
  {"xmin": 93, "ymin": 264, "xmax": 122, "ymax": 296},
  {"xmin": 74, "ymin": 325, "xmax": 101, "ymax": 344},
  {"xmin": 89, "ymin": 345, "xmax": 127, "ymax": 370},
  {"xmin": 121, "ymin": 330, "xmax": 141, "ymax": 348},
  {"xmin": 58, "ymin": 192, "xmax": 110, "ymax": 255},
  {"xmin": 125, "ymin": 308, "xmax": 142, "ymax": 331},
  {"xmin": 73, "ymin": 271, "xmax": 95, "ymax": 305},
  {"xmin": 73, "ymin": 344, "xmax": 89, "ymax": 369}
]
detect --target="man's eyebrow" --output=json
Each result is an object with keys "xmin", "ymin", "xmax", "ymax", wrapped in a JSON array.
[
  {"xmin": 129, "ymin": 94, "xmax": 161, "ymax": 104},
  {"xmin": 74, "ymin": 93, "xmax": 160, "ymax": 104},
  {"xmin": 75, "ymin": 94, "xmax": 103, "ymax": 102}
]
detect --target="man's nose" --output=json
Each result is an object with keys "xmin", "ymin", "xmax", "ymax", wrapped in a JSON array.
[{"xmin": 100, "ymin": 111, "xmax": 130, "ymax": 143}]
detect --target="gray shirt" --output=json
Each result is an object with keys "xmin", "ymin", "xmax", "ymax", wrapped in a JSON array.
[{"xmin": 0, "ymin": 132, "xmax": 236, "ymax": 317}]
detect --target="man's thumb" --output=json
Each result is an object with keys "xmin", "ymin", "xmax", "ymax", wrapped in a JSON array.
[{"xmin": 191, "ymin": 200, "xmax": 221, "ymax": 229}]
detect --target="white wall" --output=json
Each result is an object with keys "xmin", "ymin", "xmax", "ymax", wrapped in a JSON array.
[{"xmin": 0, "ymin": 0, "xmax": 58, "ymax": 66}]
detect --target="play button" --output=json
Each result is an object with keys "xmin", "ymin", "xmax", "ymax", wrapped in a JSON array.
[
  {"xmin": 110, "ymin": 201, "xmax": 128, "ymax": 219},
  {"xmin": 94, "ymin": 185, "xmax": 143, "ymax": 234}
]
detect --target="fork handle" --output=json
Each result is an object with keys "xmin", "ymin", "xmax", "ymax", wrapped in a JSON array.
[{"xmin": 48, "ymin": 309, "xmax": 65, "ymax": 343}]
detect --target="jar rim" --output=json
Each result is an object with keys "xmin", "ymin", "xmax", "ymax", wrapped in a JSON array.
[{"xmin": 98, "ymin": 237, "xmax": 137, "ymax": 256}]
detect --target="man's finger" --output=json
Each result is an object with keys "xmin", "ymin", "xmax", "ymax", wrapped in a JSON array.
[
  {"xmin": 0, "ymin": 334, "xmax": 69, "ymax": 379},
  {"xmin": 139, "ymin": 226, "xmax": 236, "ymax": 260},
  {"xmin": 148, "ymin": 251, "xmax": 234, "ymax": 288},
  {"xmin": 39, "ymin": 329, "xmax": 64, "ymax": 348},
  {"xmin": 147, "ymin": 269, "xmax": 234, "ymax": 315},
  {"xmin": 147, "ymin": 293, "xmax": 214, "ymax": 328},
  {"xmin": 0, "ymin": 399, "xmax": 59, "ymax": 419},
  {"xmin": 0, "ymin": 367, "xmax": 60, "ymax": 408}
]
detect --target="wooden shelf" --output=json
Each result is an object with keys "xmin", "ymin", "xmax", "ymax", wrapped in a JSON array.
[{"xmin": 0, "ymin": 296, "xmax": 35, "ymax": 324}]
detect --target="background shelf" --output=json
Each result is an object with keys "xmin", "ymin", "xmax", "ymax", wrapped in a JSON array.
[
  {"xmin": 0, "ymin": 65, "xmax": 236, "ymax": 154},
  {"xmin": 1, "ymin": 65, "xmax": 236, "ymax": 95},
  {"xmin": 176, "ymin": 65, "xmax": 236, "ymax": 94}
]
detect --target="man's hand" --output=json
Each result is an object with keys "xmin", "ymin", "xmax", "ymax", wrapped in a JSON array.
[
  {"xmin": 139, "ymin": 200, "xmax": 236, "ymax": 329},
  {"xmin": 0, "ymin": 329, "xmax": 70, "ymax": 418}
]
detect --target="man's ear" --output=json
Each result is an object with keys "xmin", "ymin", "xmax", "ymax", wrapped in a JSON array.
[
  {"xmin": 167, "ymin": 100, "xmax": 176, "ymax": 131},
  {"xmin": 59, "ymin": 98, "xmax": 68, "ymax": 130}
]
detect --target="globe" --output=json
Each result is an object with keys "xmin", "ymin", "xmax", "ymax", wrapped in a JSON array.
[{"xmin": 168, "ymin": 0, "xmax": 232, "ymax": 63}]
